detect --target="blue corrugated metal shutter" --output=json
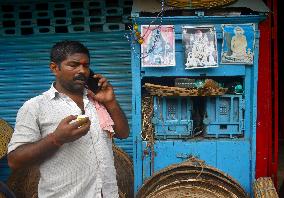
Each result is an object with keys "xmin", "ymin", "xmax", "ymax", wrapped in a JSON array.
[{"xmin": 0, "ymin": 0, "xmax": 133, "ymax": 181}]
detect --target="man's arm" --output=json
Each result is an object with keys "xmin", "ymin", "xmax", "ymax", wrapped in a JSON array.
[
  {"xmin": 8, "ymin": 115, "xmax": 91, "ymax": 170},
  {"xmin": 88, "ymin": 74, "xmax": 130, "ymax": 139},
  {"xmin": 8, "ymin": 135, "xmax": 60, "ymax": 170},
  {"xmin": 104, "ymin": 99, "xmax": 130, "ymax": 139}
]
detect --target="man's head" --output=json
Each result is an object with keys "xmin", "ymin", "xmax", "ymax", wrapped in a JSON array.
[
  {"xmin": 195, "ymin": 30, "xmax": 203, "ymax": 39},
  {"xmin": 50, "ymin": 40, "xmax": 90, "ymax": 67},
  {"xmin": 50, "ymin": 41, "xmax": 91, "ymax": 94},
  {"xmin": 234, "ymin": 26, "xmax": 244, "ymax": 35}
]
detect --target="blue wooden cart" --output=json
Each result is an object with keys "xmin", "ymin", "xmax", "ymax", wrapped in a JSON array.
[{"xmin": 131, "ymin": 0, "xmax": 269, "ymax": 197}]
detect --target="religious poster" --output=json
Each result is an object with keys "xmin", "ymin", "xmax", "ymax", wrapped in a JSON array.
[
  {"xmin": 221, "ymin": 24, "xmax": 255, "ymax": 64},
  {"xmin": 182, "ymin": 26, "xmax": 218, "ymax": 69},
  {"xmin": 141, "ymin": 25, "xmax": 175, "ymax": 67}
]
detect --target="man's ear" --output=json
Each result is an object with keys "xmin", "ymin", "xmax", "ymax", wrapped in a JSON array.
[{"xmin": 50, "ymin": 62, "xmax": 59, "ymax": 75}]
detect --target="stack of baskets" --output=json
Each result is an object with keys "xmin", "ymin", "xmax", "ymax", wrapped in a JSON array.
[
  {"xmin": 136, "ymin": 157, "xmax": 248, "ymax": 198},
  {"xmin": 253, "ymin": 177, "xmax": 279, "ymax": 198},
  {"xmin": 163, "ymin": 0, "xmax": 237, "ymax": 9},
  {"xmin": 143, "ymin": 81, "xmax": 227, "ymax": 97},
  {"xmin": 113, "ymin": 145, "xmax": 134, "ymax": 198}
]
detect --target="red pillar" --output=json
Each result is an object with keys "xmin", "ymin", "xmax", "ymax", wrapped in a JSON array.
[{"xmin": 256, "ymin": 0, "xmax": 278, "ymax": 186}]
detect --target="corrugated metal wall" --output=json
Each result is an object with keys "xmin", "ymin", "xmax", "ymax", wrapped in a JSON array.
[{"xmin": 0, "ymin": 0, "xmax": 132, "ymax": 182}]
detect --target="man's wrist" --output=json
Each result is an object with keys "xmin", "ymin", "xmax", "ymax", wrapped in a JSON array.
[
  {"xmin": 47, "ymin": 133, "xmax": 63, "ymax": 148},
  {"xmin": 104, "ymin": 99, "xmax": 119, "ymax": 112}
]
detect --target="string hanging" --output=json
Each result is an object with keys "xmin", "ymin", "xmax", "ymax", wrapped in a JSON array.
[{"xmin": 124, "ymin": 0, "xmax": 166, "ymax": 59}]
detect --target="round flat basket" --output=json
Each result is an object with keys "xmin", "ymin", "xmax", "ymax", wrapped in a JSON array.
[
  {"xmin": 0, "ymin": 119, "xmax": 13, "ymax": 160},
  {"xmin": 136, "ymin": 157, "xmax": 248, "ymax": 198},
  {"xmin": 164, "ymin": 0, "xmax": 237, "ymax": 9},
  {"xmin": 147, "ymin": 180, "xmax": 239, "ymax": 198}
]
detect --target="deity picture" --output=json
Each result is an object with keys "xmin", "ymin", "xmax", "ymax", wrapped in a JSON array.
[
  {"xmin": 221, "ymin": 24, "xmax": 255, "ymax": 64},
  {"xmin": 182, "ymin": 26, "xmax": 218, "ymax": 69},
  {"xmin": 141, "ymin": 25, "xmax": 175, "ymax": 67}
]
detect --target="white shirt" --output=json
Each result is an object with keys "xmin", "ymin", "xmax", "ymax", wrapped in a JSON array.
[{"xmin": 8, "ymin": 84, "xmax": 119, "ymax": 198}]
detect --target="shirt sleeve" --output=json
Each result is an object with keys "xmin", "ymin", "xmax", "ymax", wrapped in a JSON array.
[{"xmin": 8, "ymin": 99, "xmax": 41, "ymax": 153}]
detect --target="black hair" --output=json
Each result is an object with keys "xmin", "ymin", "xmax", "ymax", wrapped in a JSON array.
[{"xmin": 50, "ymin": 40, "xmax": 90, "ymax": 66}]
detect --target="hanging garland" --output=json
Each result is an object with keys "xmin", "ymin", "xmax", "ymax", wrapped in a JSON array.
[{"xmin": 124, "ymin": 0, "xmax": 166, "ymax": 59}]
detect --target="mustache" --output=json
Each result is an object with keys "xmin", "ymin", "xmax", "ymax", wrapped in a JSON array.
[{"xmin": 73, "ymin": 74, "xmax": 87, "ymax": 82}]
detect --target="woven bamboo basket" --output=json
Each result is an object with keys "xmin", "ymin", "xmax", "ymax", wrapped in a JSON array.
[
  {"xmin": 0, "ymin": 119, "xmax": 13, "ymax": 160},
  {"xmin": 163, "ymin": 0, "xmax": 237, "ymax": 9},
  {"xmin": 6, "ymin": 145, "xmax": 133, "ymax": 198},
  {"xmin": 6, "ymin": 165, "xmax": 39, "ymax": 198},
  {"xmin": 147, "ymin": 180, "xmax": 239, "ymax": 198},
  {"xmin": 136, "ymin": 157, "xmax": 248, "ymax": 198},
  {"xmin": 0, "ymin": 181, "xmax": 16, "ymax": 198},
  {"xmin": 143, "ymin": 82, "xmax": 227, "ymax": 97},
  {"xmin": 253, "ymin": 177, "xmax": 279, "ymax": 198},
  {"xmin": 113, "ymin": 144, "xmax": 134, "ymax": 198}
]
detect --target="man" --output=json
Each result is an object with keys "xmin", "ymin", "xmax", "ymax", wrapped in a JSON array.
[
  {"xmin": 231, "ymin": 26, "xmax": 247, "ymax": 59},
  {"xmin": 7, "ymin": 41, "xmax": 130, "ymax": 198}
]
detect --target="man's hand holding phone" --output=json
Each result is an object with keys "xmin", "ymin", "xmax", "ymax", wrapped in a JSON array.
[{"xmin": 87, "ymin": 71, "xmax": 116, "ymax": 106}]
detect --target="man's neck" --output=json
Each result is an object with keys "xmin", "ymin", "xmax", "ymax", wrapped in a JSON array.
[
  {"xmin": 53, "ymin": 82, "xmax": 85, "ymax": 112},
  {"xmin": 54, "ymin": 82, "xmax": 84, "ymax": 97}
]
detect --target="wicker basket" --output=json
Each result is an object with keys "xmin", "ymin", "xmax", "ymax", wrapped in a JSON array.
[
  {"xmin": 147, "ymin": 180, "xmax": 239, "ymax": 198},
  {"xmin": 0, "ymin": 181, "xmax": 16, "ymax": 198},
  {"xmin": 136, "ymin": 157, "xmax": 248, "ymax": 198},
  {"xmin": 6, "ymin": 145, "xmax": 133, "ymax": 198},
  {"xmin": 253, "ymin": 177, "xmax": 279, "ymax": 198},
  {"xmin": 0, "ymin": 119, "xmax": 13, "ymax": 160},
  {"xmin": 113, "ymin": 144, "xmax": 134, "ymax": 198},
  {"xmin": 6, "ymin": 166, "xmax": 39, "ymax": 198},
  {"xmin": 143, "ymin": 82, "xmax": 227, "ymax": 97},
  {"xmin": 163, "ymin": 0, "xmax": 237, "ymax": 9}
]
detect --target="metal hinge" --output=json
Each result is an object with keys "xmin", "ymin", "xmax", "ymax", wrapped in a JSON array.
[{"xmin": 241, "ymin": 119, "xmax": 245, "ymax": 131}]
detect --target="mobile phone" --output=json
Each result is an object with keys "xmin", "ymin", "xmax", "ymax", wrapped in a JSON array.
[{"xmin": 87, "ymin": 69, "xmax": 100, "ymax": 93}]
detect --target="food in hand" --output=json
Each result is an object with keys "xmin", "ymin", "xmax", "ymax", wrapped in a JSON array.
[{"xmin": 76, "ymin": 115, "xmax": 89, "ymax": 127}]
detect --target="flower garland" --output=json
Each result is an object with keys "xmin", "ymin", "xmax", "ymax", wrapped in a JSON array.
[{"xmin": 124, "ymin": 0, "xmax": 166, "ymax": 59}]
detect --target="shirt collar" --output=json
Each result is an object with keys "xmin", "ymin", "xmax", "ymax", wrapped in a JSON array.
[{"xmin": 44, "ymin": 82, "xmax": 88, "ymax": 100}]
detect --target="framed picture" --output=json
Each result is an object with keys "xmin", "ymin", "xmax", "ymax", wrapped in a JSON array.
[
  {"xmin": 141, "ymin": 25, "xmax": 175, "ymax": 67},
  {"xmin": 182, "ymin": 26, "xmax": 218, "ymax": 69},
  {"xmin": 221, "ymin": 24, "xmax": 255, "ymax": 64}
]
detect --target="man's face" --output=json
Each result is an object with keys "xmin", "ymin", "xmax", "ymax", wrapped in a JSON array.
[
  {"xmin": 55, "ymin": 53, "xmax": 90, "ymax": 94},
  {"xmin": 196, "ymin": 31, "xmax": 202, "ymax": 39}
]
